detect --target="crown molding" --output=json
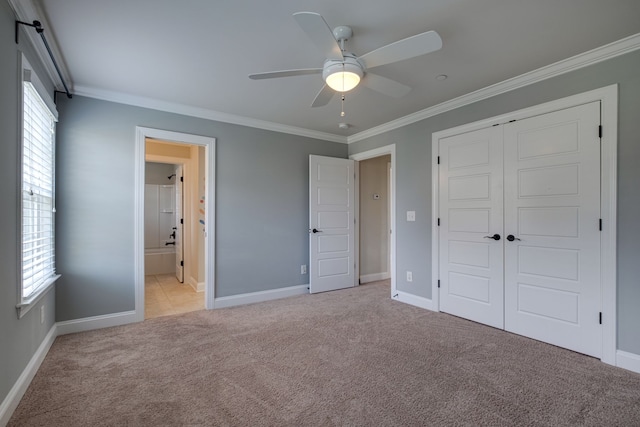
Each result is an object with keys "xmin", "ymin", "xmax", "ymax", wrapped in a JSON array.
[
  {"xmin": 7, "ymin": 0, "xmax": 72, "ymax": 93},
  {"xmin": 347, "ymin": 32, "xmax": 640, "ymax": 144},
  {"xmin": 73, "ymin": 85, "xmax": 348, "ymax": 144}
]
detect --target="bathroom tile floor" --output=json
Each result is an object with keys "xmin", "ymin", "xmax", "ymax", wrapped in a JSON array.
[{"xmin": 145, "ymin": 274, "xmax": 204, "ymax": 319}]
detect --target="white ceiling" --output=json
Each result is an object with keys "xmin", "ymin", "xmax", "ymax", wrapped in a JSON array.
[{"xmin": 32, "ymin": 0, "xmax": 640, "ymax": 139}]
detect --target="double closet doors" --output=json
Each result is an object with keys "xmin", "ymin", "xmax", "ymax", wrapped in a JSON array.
[{"xmin": 438, "ymin": 102, "xmax": 602, "ymax": 358}]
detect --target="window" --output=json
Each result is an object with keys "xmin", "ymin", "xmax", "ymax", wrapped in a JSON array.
[{"xmin": 18, "ymin": 55, "xmax": 60, "ymax": 315}]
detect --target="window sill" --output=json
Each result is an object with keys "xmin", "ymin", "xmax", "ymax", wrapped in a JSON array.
[{"xmin": 16, "ymin": 274, "xmax": 61, "ymax": 319}]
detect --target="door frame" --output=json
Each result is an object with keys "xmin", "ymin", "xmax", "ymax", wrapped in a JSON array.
[
  {"xmin": 350, "ymin": 144, "xmax": 397, "ymax": 297},
  {"xmin": 135, "ymin": 127, "xmax": 216, "ymax": 319},
  {"xmin": 431, "ymin": 85, "xmax": 617, "ymax": 365}
]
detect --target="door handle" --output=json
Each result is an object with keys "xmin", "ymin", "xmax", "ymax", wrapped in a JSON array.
[
  {"xmin": 507, "ymin": 234, "xmax": 521, "ymax": 242},
  {"xmin": 483, "ymin": 234, "xmax": 501, "ymax": 241},
  {"xmin": 311, "ymin": 228, "xmax": 323, "ymax": 234}
]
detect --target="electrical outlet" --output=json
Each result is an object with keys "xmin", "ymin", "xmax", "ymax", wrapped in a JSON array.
[
  {"xmin": 406, "ymin": 271, "xmax": 413, "ymax": 282},
  {"xmin": 301, "ymin": 264, "xmax": 307, "ymax": 274},
  {"xmin": 407, "ymin": 211, "xmax": 416, "ymax": 221},
  {"xmin": 40, "ymin": 305, "xmax": 45, "ymax": 324}
]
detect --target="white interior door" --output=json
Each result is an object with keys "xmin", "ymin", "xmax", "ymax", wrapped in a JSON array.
[
  {"xmin": 439, "ymin": 126, "xmax": 505, "ymax": 328},
  {"xmin": 503, "ymin": 102, "xmax": 601, "ymax": 357},
  {"xmin": 175, "ymin": 164, "xmax": 184, "ymax": 283},
  {"xmin": 309, "ymin": 155, "xmax": 355, "ymax": 294}
]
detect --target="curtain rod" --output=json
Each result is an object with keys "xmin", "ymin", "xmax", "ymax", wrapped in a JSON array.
[{"xmin": 15, "ymin": 20, "xmax": 72, "ymax": 100}]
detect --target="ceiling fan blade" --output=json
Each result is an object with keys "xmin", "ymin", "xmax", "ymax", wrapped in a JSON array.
[
  {"xmin": 311, "ymin": 84, "xmax": 334, "ymax": 107},
  {"xmin": 293, "ymin": 12, "xmax": 343, "ymax": 61},
  {"xmin": 361, "ymin": 73, "xmax": 411, "ymax": 98},
  {"xmin": 360, "ymin": 30, "xmax": 442, "ymax": 69},
  {"xmin": 249, "ymin": 68, "xmax": 322, "ymax": 80}
]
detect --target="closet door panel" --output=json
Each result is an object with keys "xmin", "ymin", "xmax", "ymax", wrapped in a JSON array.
[
  {"xmin": 503, "ymin": 102, "xmax": 601, "ymax": 358},
  {"xmin": 439, "ymin": 126, "xmax": 504, "ymax": 329}
]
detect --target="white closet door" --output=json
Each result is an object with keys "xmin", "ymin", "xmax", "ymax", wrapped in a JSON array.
[
  {"xmin": 439, "ymin": 126, "xmax": 505, "ymax": 329},
  {"xmin": 503, "ymin": 102, "xmax": 601, "ymax": 357}
]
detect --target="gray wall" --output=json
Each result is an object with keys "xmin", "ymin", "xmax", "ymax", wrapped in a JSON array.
[
  {"xmin": 145, "ymin": 162, "xmax": 176, "ymax": 185},
  {"xmin": 0, "ymin": 0, "xmax": 57, "ymax": 409},
  {"xmin": 54, "ymin": 95, "xmax": 347, "ymax": 320},
  {"xmin": 349, "ymin": 50, "xmax": 640, "ymax": 355}
]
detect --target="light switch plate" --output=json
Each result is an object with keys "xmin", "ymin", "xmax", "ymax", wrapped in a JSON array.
[{"xmin": 407, "ymin": 211, "xmax": 416, "ymax": 221}]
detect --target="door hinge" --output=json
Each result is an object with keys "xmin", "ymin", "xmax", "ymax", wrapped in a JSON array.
[
  {"xmin": 180, "ymin": 260, "xmax": 184, "ymax": 267},
  {"xmin": 598, "ymin": 125, "xmax": 603, "ymax": 138},
  {"xmin": 437, "ymin": 218, "xmax": 440, "ymax": 226},
  {"xmin": 437, "ymin": 279, "xmax": 441, "ymax": 289},
  {"xmin": 599, "ymin": 218, "xmax": 602, "ymax": 231},
  {"xmin": 180, "ymin": 218, "xmax": 184, "ymax": 224},
  {"xmin": 599, "ymin": 312, "xmax": 602, "ymax": 324},
  {"xmin": 437, "ymin": 156, "xmax": 440, "ymax": 165}
]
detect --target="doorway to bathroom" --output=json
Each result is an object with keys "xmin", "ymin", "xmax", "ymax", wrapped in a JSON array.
[
  {"xmin": 144, "ymin": 157, "xmax": 199, "ymax": 318},
  {"xmin": 135, "ymin": 127, "xmax": 216, "ymax": 321}
]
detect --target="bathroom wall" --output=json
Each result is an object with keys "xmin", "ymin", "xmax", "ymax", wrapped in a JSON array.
[{"xmin": 146, "ymin": 162, "xmax": 176, "ymax": 185}]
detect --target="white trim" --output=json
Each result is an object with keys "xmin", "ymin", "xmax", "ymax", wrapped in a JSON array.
[
  {"xmin": 187, "ymin": 276, "xmax": 205, "ymax": 292},
  {"xmin": 76, "ymin": 85, "xmax": 347, "ymax": 144},
  {"xmin": 616, "ymin": 351, "xmax": 640, "ymax": 374},
  {"xmin": 56, "ymin": 311, "xmax": 137, "ymax": 335},
  {"xmin": 8, "ymin": 0, "xmax": 72, "ymax": 94},
  {"xmin": 0, "ymin": 324, "xmax": 57, "ymax": 426},
  {"xmin": 135, "ymin": 127, "xmax": 216, "ymax": 320},
  {"xmin": 350, "ymin": 144, "xmax": 397, "ymax": 299},
  {"xmin": 15, "ymin": 275, "xmax": 58, "ymax": 319},
  {"xmin": 431, "ymin": 85, "xmax": 618, "ymax": 364},
  {"xmin": 391, "ymin": 291, "xmax": 433, "ymax": 311},
  {"xmin": 348, "ymin": 33, "xmax": 640, "ymax": 144},
  {"xmin": 360, "ymin": 272, "xmax": 390, "ymax": 284},
  {"xmin": 213, "ymin": 285, "xmax": 309, "ymax": 309}
]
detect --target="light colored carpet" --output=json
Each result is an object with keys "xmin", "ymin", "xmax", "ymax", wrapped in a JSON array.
[{"xmin": 9, "ymin": 281, "xmax": 640, "ymax": 426}]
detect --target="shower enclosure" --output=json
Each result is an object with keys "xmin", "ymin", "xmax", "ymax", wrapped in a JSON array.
[{"xmin": 144, "ymin": 163, "xmax": 179, "ymax": 275}]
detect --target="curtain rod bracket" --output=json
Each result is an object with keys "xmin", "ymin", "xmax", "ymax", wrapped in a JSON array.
[{"xmin": 15, "ymin": 20, "xmax": 72, "ymax": 100}]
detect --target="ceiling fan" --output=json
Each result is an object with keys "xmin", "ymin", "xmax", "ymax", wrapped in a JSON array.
[{"xmin": 248, "ymin": 12, "xmax": 443, "ymax": 107}]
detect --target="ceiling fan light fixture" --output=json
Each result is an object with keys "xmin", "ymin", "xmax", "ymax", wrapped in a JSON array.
[
  {"xmin": 323, "ymin": 56, "xmax": 364, "ymax": 92},
  {"xmin": 325, "ymin": 70, "xmax": 361, "ymax": 92}
]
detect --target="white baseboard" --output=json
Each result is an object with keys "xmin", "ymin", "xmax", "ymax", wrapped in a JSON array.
[
  {"xmin": 616, "ymin": 350, "xmax": 640, "ymax": 374},
  {"xmin": 187, "ymin": 276, "xmax": 205, "ymax": 293},
  {"xmin": 0, "ymin": 324, "xmax": 57, "ymax": 426},
  {"xmin": 56, "ymin": 311, "xmax": 137, "ymax": 336},
  {"xmin": 392, "ymin": 290, "xmax": 434, "ymax": 311},
  {"xmin": 360, "ymin": 272, "xmax": 390, "ymax": 284},
  {"xmin": 213, "ymin": 284, "xmax": 309, "ymax": 309}
]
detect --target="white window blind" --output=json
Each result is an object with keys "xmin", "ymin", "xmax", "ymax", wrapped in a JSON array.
[{"xmin": 21, "ymin": 75, "xmax": 57, "ymax": 300}]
